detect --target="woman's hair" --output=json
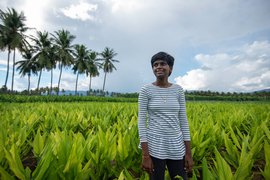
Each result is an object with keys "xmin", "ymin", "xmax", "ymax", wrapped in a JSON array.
[{"xmin": 151, "ymin": 52, "xmax": 174, "ymax": 67}]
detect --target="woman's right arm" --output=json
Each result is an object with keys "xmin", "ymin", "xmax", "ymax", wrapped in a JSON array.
[
  {"xmin": 138, "ymin": 86, "xmax": 148, "ymax": 144},
  {"xmin": 138, "ymin": 86, "xmax": 153, "ymax": 174}
]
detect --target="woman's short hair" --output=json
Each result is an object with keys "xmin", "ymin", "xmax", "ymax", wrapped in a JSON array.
[{"xmin": 151, "ymin": 52, "xmax": 174, "ymax": 67}]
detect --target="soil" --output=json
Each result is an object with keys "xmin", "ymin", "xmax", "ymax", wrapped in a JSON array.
[{"xmin": 22, "ymin": 151, "xmax": 37, "ymax": 171}]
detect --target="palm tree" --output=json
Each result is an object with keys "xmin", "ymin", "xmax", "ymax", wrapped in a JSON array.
[
  {"xmin": 72, "ymin": 44, "xmax": 89, "ymax": 95},
  {"xmin": 86, "ymin": 51, "xmax": 100, "ymax": 92},
  {"xmin": 0, "ymin": 23, "xmax": 11, "ymax": 90},
  {"xmin": 0, "ymin": 8, "xmax": 29, "ymax": 91},
  {"xmin": 99, "ymin": 47, "xmax": 119, "ymax": 92},
  {"xmin": 48, "ymin": 45, "xmax": 58, "ymax": 95},
  {"xmin": 31, "ymin": 31, "xmax": 56, "ymax": 93},
  {"xmin": 52, "ymin": 29, "xmax": 75, "ymax": 95},
  {"xmin": 15, "ymin": 48, "xmax": 38, "ymax": 93}
]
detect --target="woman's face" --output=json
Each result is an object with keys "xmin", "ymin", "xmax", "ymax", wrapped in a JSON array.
[{"xmin": 152, "ymin": 59, "xmax": 172, "ymax": 78}]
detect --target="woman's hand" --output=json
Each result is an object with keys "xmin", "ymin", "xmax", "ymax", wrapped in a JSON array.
[
  {"xmin": 140, "ymin": 142, "xmax": 154, "ymax": 174},
  {"xmin": 184, "ymin": 141, "xmax": 193, "ymax": 173},
  {"xmin": 141, "ymin": 155, "xmax": 154, "ymax": 174},
  {"xmin": 185, "ymin": 153, "xmax": 193, "ymax": 172}
]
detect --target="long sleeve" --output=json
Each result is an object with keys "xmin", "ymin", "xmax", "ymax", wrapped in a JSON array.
[
  {"xmin": 138, "ymin": 86, "xmax": 149, "ymax": 143},
  {"xmin": 179, "ymin": 87, "xmax": 191, "ymax": 141}
]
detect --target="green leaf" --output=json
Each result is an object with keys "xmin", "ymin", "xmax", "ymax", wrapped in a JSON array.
[
  {"xmin": 117, "ymin": 170, "xmax": 125, "ymax": 180},
  {"xmin": 223, "ymin": 133, "xmax": 239, "ymax": 168},
  {"xmin": 234, "ymin": 136, "xmax": 253, "ymax": 179},
  {"xmin": 261, "ymin": 142, "xmax": 270, "ymax": 179},
  {"xmin": 4, "ymin": 145, "xmax": 30, "ymax": 180},
  {"xmin": 117, "ymin": 132, "xmax": 128, "ymax": 161},
  {"xmin": 213, "ymin": 148, "xmax": 233, "ymax": 180},
  {"xmin": 262, "ymin": 121, "xmax": 270, "ymax": 141},
  {"xmin": 230, "ymin": 127, "xmax": 241, "ymax": 149},
  {"xmin": 32, "ymin": 141, "xmax": 54, "ymax": 180},
  {"xmin": 0, "ymin": 166, "xmax": 15, "ymax": 180},
  {"xmin": 33, "ymin": 128, "xmax": 45, "ymax": 157},
  {"xmin": 202, "ymin": 157, "xmax": 215, "ymax": 180}
]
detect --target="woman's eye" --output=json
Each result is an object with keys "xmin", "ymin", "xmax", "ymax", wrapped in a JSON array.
[
  {"xmin": 154, "ymin": 62, "xmax": 167, "ymax": 67},
  {"xmin": 160, "ymin": 62, "xmax": 167, "ymax": 66}
]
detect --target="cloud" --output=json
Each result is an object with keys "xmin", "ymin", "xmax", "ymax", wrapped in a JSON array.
[
  {"xmin": 175, "ymin": 41, "xmax": 270, "ymax": 92},
  {"xmin": 100, "ymin": 0, "xmax": 270, "ymax": 45},
  {"xmin": 60, "ymin": 1, "xmax": 98, "ymax": 21},
  {"xmin": 1, "ymin": 0, "xmax": 270, "ymax": 92},
  {"xmin": 0, "ymin": 59, "xmax": 7, "ymax": 66},
  {"xmin": 110, "ymin": 0, "xmax": 143, "ymax": 14},
  {"xmin": 0, "ymin": 68, "xmax": 6, "ymax": 72},
  {"xmin": 16, "ymin": 0, "xmax": 54, "ymax": 30}
]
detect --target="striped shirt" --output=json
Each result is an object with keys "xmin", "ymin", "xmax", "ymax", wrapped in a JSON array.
[{"xmin": 138, "ymin": 83, "xmax": 191, "ymax": 160}]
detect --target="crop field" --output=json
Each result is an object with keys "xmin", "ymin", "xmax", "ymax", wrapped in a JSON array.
[{"xmin": 0, "ymin": 101, "xmax": 269, "ymax": 179}]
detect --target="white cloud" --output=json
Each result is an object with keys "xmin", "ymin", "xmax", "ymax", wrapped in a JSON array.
[
  {"xmin": 18, "ymin": 0, "xmax": 53, "ymax": 30},
  {"xmin": 175, "ymin": 69, "xmax": 207, "ymax": 90},
  {"xmin": 175, "ymin": 41, "xmax": 270, "ymax": 92},
  {"xmin": 1, "ymin": 0, "xmax": 270, "ymax": 92},
  {"xmin": 101, "ymin": 0, "xmax": 270, "ymax": 45},
  {"xmin": 0, "ymin": 68, "xmax": 6, "ymax": 72},
  {"xmin": 61, "ymin": 1, "xmax": 98, "ymax": 21},
  {"xmin": 110, "ymin": 0, "xmax": 143, "ymax": 13},
  {"xmin": 0, "ymin": 59, "xmax": 7, "ymax": 66}
]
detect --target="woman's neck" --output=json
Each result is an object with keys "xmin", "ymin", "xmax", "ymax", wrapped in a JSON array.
[{"xmin": 153, "ymin": 79, "xmax": 171, "ymax": 88}]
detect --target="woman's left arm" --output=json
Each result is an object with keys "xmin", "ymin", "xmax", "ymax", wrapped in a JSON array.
[{"xmin": 178, "ymin": 87, "xmax": 194, "ymax": 171}]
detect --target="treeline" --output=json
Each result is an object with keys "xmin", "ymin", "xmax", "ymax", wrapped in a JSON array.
[
  {"xmin": 0, "ymin": 86, "xmax": 137, "ymax": 97},
  {"xmin": 186, "ymin": 90, "xmax": 270, "ymax": 101},
  {"xmin": 0, "ymin": 89, "xmax": 269, "ymax": 102},
  {"xmin": 113, "ymin": 90, "xmax": 270, "ymax": 101}
]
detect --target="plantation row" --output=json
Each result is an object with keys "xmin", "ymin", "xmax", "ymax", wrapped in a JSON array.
[
  {"xmin": 0, "ymin": 94, "xmax": 137, "ymax": 103},
  {"xmin": 0, "ymin": 102, "xmax": 269, "ymax": 179},
  {"xmin": 1, "ymin": 93, "xmax": 269, "ymax": 104}
]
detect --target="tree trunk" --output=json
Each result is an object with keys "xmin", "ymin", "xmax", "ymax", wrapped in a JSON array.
[
  {"xmin": 89, "ymin": 75, "xmax": 92, "ymax": 92},
  {"xmin": 28, "ymin": 74, "xmax": 30, "ymax": 94},
  {"xmin": 50, "ymin": 69, "xmax": 53, "ymax": 95},
  {"xmin": 75, "ymin": 72, "xmax": 79, "ymax": 95},
  {"xmin": 37, "ymin": 69, "xmax": 42, "ymax": 91},
  {"xmin": 102, "ymin": 72, "xmax": 107, "ymax": 92},
  {"xmin": 57, "ymin": 63, "xmax": 63, "ymax": 96},
  {"xmin": 11, "ymin": 49, "xmax": 16, "ymax": 92},
  {"xmin": 4, "ymin": 48, "xmax": 11, "ymax": 88}
]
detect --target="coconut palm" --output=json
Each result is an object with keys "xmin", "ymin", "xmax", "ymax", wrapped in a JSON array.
[
  {"xmin": 31, "ymin": 31, "xmax": 56, "ymax": 93},
  {"xmin": 72, "ymin": 44, "xmax": 89, "ymax": 95},
  {"xmin": 48, "ymin": 45, "xmax": 58, "ymax": 95},
  {"xmin": 0, "ymin": 24, "xmax": 11, "ymax": 90},
  {"xmin": 99, "ymin": 47, "xmax": 119, "ymax": 92},
  {"xmin": 15, "ymin": 48, "xmax": 38, "ymax": 93},
  {"xmin": 52, "ymin": 29, "xmax": 75, "ymax": 95},
  {"xmin": 86, "ymin": 51, "xmax": 100, "ymax": 92},
  {"xmin": 0, "ymin": 8, "xmax": 29, "ymax": 91}
]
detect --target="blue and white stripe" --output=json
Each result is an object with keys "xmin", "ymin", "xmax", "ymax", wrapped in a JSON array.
[{"xmin": 138, "ymin": 83, "xmax": 191, "ymax": 160}]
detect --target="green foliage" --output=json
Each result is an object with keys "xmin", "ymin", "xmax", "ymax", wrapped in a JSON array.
[
  {"xmin": 0, "ymin": 94, "xmax": 137, "ymax": 103},
  {"xmin": 187, "ymin": 102, "xmax": 269, "ymax": 179},
  {"xmin": 4, "ymin": 145, "xmax": 31, "ymax": 180},
  {"xmin": 186, "ymin": 90, "xmax": 270, "ymax": 101},
  {"xmin": 0, "ymin": 101, "xmax": 269, "ymax": 179},
  {"xmin": 261, "ymin": 142, "xmax": 270, "ymax": 179}
]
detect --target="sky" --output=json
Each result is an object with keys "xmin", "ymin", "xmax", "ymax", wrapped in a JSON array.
[{"xmin": 0, "ymin": 0, "xmax": 270, "ymax": 93}]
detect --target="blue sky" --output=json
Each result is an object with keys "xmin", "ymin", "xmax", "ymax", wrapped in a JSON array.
[{"xmin": 0, "ymin": 0, "xmax": 270, "ymax": 93}]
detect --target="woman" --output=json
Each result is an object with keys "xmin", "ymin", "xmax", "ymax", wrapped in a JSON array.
[{"xmin": 138, "ymin": 52, "xmax": 193, "ymax": 180}]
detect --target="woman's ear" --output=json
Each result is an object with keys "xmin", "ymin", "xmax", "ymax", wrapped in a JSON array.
[{"xmin": 169, "ymin": 66, "xmax": 173, "ymax": 75}]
